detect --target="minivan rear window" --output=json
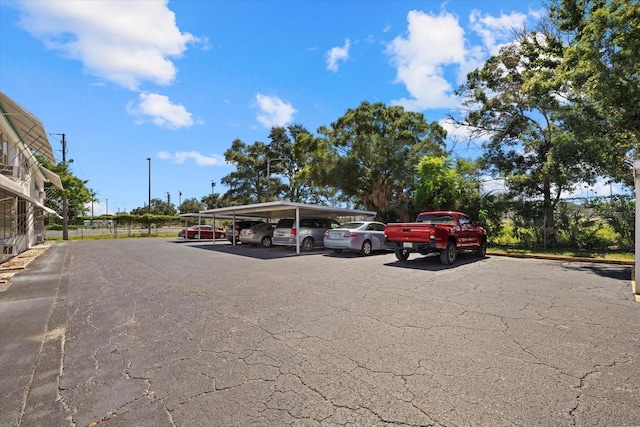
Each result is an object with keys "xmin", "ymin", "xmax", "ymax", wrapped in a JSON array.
[{"xmin": 275, "ymin": 219, "xmax": 295, "ymax": 228}]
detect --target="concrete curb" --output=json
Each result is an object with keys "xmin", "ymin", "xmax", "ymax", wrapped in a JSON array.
[{"xmin": 486, "ymin": 251, "xmax": 634, "ymax": 265}]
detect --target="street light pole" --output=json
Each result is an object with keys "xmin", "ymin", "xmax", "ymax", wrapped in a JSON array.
[
  {"xmin": 61, "ymin": 134, "xmax": 69, "ymax": 240},
  {"xmin": 147, "ymin": 157, "xmax": 151, "ymax": 234}
]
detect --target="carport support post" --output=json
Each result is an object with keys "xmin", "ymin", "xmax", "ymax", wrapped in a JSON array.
[
  {"xmin": 295, "ymin": 207, "xmax": 300, "ymax": 254},
  {"xmin": 634, "ymin": 161, "xmax": 640, "ymax": 300}
]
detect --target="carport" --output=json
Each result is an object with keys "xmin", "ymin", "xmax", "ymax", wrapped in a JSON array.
[
  {"xmin": 178, "ymin": 213, "xmax": 255, "ymax": 241},
  {"xmin": 200, "ymin": 201, "xmax": 376, "ymax": 254}
]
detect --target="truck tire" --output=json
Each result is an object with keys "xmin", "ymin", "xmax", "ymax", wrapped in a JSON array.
[
  {"xmin": 476, "ymin": 239, "xmax": 486, "ymax": 258},
  {"xmin": 440, "ymin": 241, "xmax": 457, "ymax": 265},
  {"xmin": 394, "ymin": 248, "xmax": 410, "ymax": 261}
]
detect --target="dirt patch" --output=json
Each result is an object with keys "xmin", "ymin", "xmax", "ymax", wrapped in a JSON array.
[{"xmin": 0, "ymin": 241, "xmax": 56, "ymax": 283}]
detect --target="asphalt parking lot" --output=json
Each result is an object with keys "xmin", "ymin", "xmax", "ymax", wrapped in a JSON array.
[{"xmin": 1, "ymin": 238, "xmax": 639, "ymax": 426}]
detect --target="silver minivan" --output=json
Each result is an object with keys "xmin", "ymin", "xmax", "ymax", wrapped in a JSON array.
[{"xmin": 272, "ymin": 217, "xmax": 341, "ymax": 251}]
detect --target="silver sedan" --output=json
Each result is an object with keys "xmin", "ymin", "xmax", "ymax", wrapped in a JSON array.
[
  {"xmin": 239, "ymin": 223, "xmax": 276, "ymax": 247},
  {"xmin": 323, "ymin": 221, "xmax": 387, "ymax": 256}
]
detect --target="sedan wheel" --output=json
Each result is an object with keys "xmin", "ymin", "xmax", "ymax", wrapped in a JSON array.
[
  {"xmin": 261, "ymin": 236, "xmax": 272, "ymax": 248},
  {"xmin": 360, "ymin": 240, "xmax": 373, "ymax": 256}
]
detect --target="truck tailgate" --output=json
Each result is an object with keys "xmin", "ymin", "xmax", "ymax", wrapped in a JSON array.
[{"xmin": 384, "ymin": 223, "xmax": 436, "ymax": 242}]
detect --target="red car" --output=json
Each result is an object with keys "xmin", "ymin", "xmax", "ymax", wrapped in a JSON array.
[{"xmin": 179, "ymin": 225, "xmax": 226, "ymax": 240}]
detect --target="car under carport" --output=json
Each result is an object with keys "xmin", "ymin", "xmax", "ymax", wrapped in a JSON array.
[{"xmin": 200, "ymin": 201, "xmax": 377, "ymax": 254}]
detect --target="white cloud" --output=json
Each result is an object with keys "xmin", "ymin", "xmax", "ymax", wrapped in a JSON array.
[
  {"xmin": 386, "ymin": 8, "xmax": 539, "ymax": 112},
  {"xmin": 254, "ymin": 94, "xmax": 296, "ymax": 128},
  {"xmin": 16, "ymin": 0, "xmax": 201, "ymax": 90},
  {"xmin": 126, "ymin": 93, "xmax": 196, "ymax": 129},
  {"xmin": 157, "ymin": 151, "xmax": 226, "ymax": 166},
  {"xmin": 325, "ymin": 39, "xmax": 351, "ymax": 72},
  {"xmin": 469, "ymin": 9, "xmax": 528, "ymax": 56},
  {"xmin": 386, "ymin": 10, "xmax": 467, "ymax": 110}
]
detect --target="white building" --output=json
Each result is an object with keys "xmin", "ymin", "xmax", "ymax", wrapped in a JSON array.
[{"xmin": 0, "ymin": 91, "xmax": 62, "ymax": 262}]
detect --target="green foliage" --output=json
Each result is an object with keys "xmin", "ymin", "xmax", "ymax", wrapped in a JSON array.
[
  {"xmin": 591, "ymin": 195, "xmax": 635, "ymax": 247},
  {"xmin": 219, "ymin": 125, "xmax": 326, "ymax": 205},
  {"xmin": 130, "ymin": 198, "xmax": 177, "ymax": 216},
  {"xmin": 37, "ymin": 155, "xmax": 92, "ymax": 220},
  {"xmin": 179, "ymin": 197, "xmax": 206, "ymax": 214},
  {"xmin": 300, "ymin": 101, "xmax": 446, "ymax": 222},
  {"xmin": 455, "ymin": 28, "xmax": 598, "ymax": 243},
  {"xmin": 413, "ymin": 156, "xmax": 460, "ymax": 210},
  {"xmin": 550, "ymin": 0, "xmax": 640, "ymax": 186},
  {"xmin": 412, "ymin": 156, "xmax": 485, "ymax": 214},
  {"xmin": 221, "ymin": 138, "xmax": 269, "ymax": 204}
]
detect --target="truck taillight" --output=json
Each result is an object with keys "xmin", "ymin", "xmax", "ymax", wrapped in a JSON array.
[{"xmin": 291, "ymin": 228, "xmax": 297, "ymax": 236}]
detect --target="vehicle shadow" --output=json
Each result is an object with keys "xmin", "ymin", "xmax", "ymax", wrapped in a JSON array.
[
  {"xmin": 562, "ymin": 263, "xmax": 632, "ymax": 282},
  {"xmin": 323, "ymin": 250, "xmax": 391, "ymax": 258},
  {"xmin": 172, "ymin": 239, "xmax": 331, "ymax": 260},
  {"xmin": 383, "ymin": 253, "xmax": 489, "ymax": 271}
]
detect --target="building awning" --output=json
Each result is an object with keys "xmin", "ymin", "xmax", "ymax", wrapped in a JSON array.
[
  {"xmin": 40, "ymin": 167, "xmax": 63, "ymax": 189},
  {"xmin": 0, "ymin": 91, "xmax": 56, "ymax": 163},
  {"xmin": 19, "ymin": 193, "xmax": 62, "ymax": 219}
]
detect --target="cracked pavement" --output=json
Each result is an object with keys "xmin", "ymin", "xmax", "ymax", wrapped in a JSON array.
[{"xmin": 1, "ymin": 238, "xmax": 639, "ymax": 426}]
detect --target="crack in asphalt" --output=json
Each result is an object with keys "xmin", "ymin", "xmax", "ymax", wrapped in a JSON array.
[{"xmin": 37, "ymin": 242, "xmax": 639, "ymax": 426}]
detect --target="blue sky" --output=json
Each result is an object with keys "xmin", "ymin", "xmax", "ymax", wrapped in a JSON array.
[{"xmin": 3, "ymin": 0, "xmax": 599, "ymax": 216}]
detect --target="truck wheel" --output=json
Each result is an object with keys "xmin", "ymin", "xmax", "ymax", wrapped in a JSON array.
[
  {"xmin": 440, "ymin": 241, "xmax": 457, "ymax": 265},
  {"xmin": 476, "ymin": 240, "xmax": 486, "ymax": 258},
  {"xmin": 360, "ymin": 240, "xmax": 373, "ymax": 256},
  {"xmin": 394, "ymin": 248, "xmax": 410, "ymax": 261}
]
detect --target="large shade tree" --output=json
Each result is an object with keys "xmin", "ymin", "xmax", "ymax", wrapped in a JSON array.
[
  {"xmin": 220, "ymin": 139, "xmax": 270, "ymax": 205},
  {"xmin": 297, "ymin": 101, "xmax": 446, "ymax": 222},
  {"xmin": 220, "ymin": 125, "xmax": 332, "ymax": 205},
  {"xmin": 454, "ymin": 30, "xmax": 596, "ymax": 242},
  {"xmin": 549, "ymin": 0, "xmax": 640, "ymax": 185}
]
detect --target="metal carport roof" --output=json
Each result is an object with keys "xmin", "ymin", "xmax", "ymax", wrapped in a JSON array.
[{"xmin": 200, "ymin": 201, "xmax": 377, "ymax": 254}]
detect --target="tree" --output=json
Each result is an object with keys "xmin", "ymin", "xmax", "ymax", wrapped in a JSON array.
[
  {"xmin": 267, "ymin": 124, "xmax": 329, "ymax": 203},
  {"xmin": 413, "ymin": 156, "xmax": 482, "ymax": 212},
  {"xmin": 179, "ymin": 197, "xmax": 205, "ymax": 214},
  {"xmin": 201, "ymin": 193, "xmax": 224, "ymax": 209},
  {"xmin": 220, "ymin": 125, "xmax": 329, "ymax": 205},
  {"xmin": 220, "ymin": 139, "xmax": 269, "ymax": 205},
  {"xmin": 454, "ymin": 30, "xmax": 595, "ymax": 243},
  {"xmin": 549, "ymin": 0, "xmax": 640, "ymax": 185},
  {"xmin": 297, "ymin": 101, "xmax": 446, "ymax": 222},
  {"xmin": 130, "ymin": 198, "xmax": 177, "ymax": 216},
  {"xmin": 39, "ymin": 156, "xmax": 91, "ymax": 222}
]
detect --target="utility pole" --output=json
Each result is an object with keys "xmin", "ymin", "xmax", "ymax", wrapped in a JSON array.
[
  {"xmin": 61, "ymin": 134, "xmax": 69, "ymax": 240},
  {"xmin": 147, "ymin": 158, "xmax": 151, "ymax": 234}
]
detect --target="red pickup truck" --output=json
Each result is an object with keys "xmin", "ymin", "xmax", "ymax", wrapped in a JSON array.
[{"xmin": 384, "ymin": 211, "xmax": 487, "ymax": 265}]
